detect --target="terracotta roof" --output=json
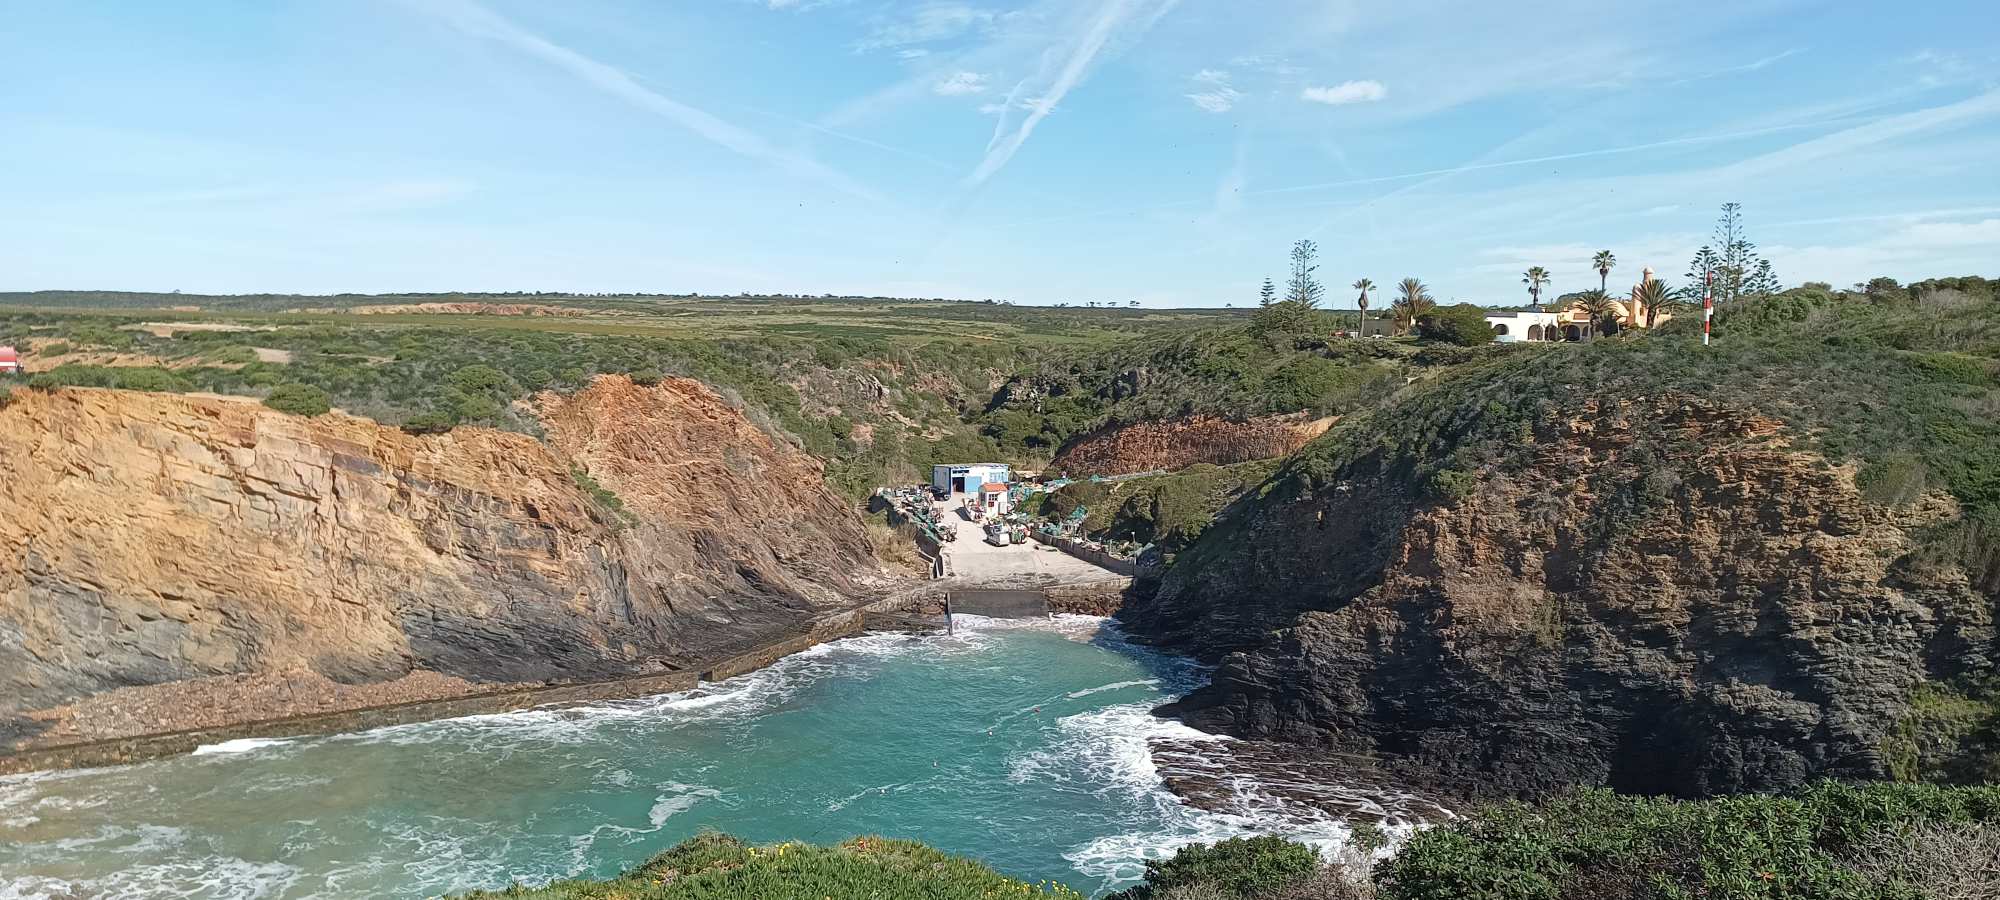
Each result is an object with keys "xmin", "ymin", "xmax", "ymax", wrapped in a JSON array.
[{"xmin": 979, "ymin": 482, "xmax": 1008, "ymax": 492}]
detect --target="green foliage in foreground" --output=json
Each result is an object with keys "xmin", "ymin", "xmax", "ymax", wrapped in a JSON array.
[
  {"xmin": 460, "ymin": 832, "xmax": 1085, "ymax": 899},
  {"xmin": 459, "ymin": 781, "xmax": 2000, "ymax": 900},
  {"xmin": 1108, "ymin": 835, "xmax": 1322, "ymax": 899},
  {"xmin": 1381, "ymin": 781, "xmax": 2000, "ymax": 900}
]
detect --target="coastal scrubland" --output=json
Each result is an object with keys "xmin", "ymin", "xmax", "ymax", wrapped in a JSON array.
[{"xmin": 466, "ymin": 780, "xmax": 2000, "ymax": 899}]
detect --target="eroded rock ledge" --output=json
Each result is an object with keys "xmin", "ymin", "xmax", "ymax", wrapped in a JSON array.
[{"xmin": 0, "ymin": 377, "xmax": 886, "ymax": 751}]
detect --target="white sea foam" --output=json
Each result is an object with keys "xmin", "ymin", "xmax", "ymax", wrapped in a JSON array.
[
  {"xmin": 192, "ymin": 737, "xmax": 294, "ymax": 756},
  {"xmin": 372, "ymin": 814, "xmax": 555, "ymax": 896},
  {"xmin": 0, "ymin": 876, "xmax": 74, "ymax": 900},
  {"xmin": 1065, "ymin": 679, "xmax": 1160, "ymax": 699},
  {"xmin": 1, "ymin": 823, "xmax": 301, "ymax": 900},
  {"xmin": 1008, "ymin": 695, "xmax": 1436, "ymax": 890},
  {"xmin": 84, "ymin": 856, "xmax": 302, "ymax": 900},
  {"xmin": 565, "ymin": 782, "xmax": 720, "ymax": 873}
]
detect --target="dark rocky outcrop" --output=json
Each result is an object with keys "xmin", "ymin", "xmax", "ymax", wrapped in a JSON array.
[{"xmin": 1122, "ymin": 394, "xmax": 1995, "ymax": 799}]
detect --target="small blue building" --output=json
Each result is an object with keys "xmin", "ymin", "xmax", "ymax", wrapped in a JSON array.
[{"xmin": 931, "ymin": 463, "xmax": 1010, "ymax": 495}]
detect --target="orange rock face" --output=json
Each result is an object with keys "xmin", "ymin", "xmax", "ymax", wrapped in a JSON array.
[
  {"xmin": 1053, "ymin": 414, "xmax": 1335, "ymax": 476},
  {"xmin": 0, "ymin": 377, "xmax": 881, "ymax": 734}
]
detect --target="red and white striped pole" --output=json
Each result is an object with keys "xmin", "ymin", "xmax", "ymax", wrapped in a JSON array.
[{"xmin": 1702, "ymin": 269, "xmax": 1713, "ymax": 346}]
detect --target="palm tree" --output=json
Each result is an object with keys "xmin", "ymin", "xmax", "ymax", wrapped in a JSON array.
[
  {"xmin": 1576, "ymin": 289, "xmax": 1619, "ymax": 336},
  {"xmin": 1523, "ymin": 266, "xmax": 1551, "ymax": 311},
  {"xmin": 1635, "ymin": 277, "xmax": 1671, "ymax": 329},
  {"xmin": 1393, "ymin": 278, "xmax": 1434, "ymax": 334},
  {"xmin": 1593, "ymin": 250, "xmax": 1617, "ymax": 294},
  {"xmin": 1352, "ymin": 278, "xmax": 1374, "ymax": 332}
]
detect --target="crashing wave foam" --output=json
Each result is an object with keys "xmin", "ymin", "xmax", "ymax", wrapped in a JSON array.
[
  {"xmin": 1064, "ymin": 679, "xmax": 1160, "ymax": 699},
  {"xmin": 192, "ymin": 738, "xmax": 295, "ymax": 756}
]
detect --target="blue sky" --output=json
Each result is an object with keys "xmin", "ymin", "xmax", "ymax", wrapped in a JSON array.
[{"xmin": 2, "ymin": 1, "xmax": 1997, "ymax": 307}]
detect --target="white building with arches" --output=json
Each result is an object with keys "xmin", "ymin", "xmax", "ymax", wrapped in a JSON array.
[{"xmin": 1483, "ymin": 310, "xmax": 1564, "ymax": 343}]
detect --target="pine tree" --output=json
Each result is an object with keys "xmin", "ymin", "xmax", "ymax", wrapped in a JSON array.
[
  {"xmin": 1285, "ymin": 240, "xmax": 1324, "ymax": 308},
  {"xmin": 1682, "ymin": 246, "xmax": 1722, "ymax": 303},
  {"xmin": 1746, "ymin": 259, "xmax": 1780, "ymax": 297},
  {"xmin": 1688, "ymin": 203, "xmax": 1772, "ymax": 303},
  {"xmin": 1259, "ymin": 278, "xmax": 1277, "ymax": 307}
]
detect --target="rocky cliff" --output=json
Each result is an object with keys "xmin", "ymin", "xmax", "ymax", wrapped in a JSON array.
[
  {"xmin": 0, "ymin": 377, "xmax": 882, "ymax": 746},
  {"xmin": 1053, "ymin": 414, "xmax": 1335, "ymax": 476},
  {"xmin": 1122, "ymin": 389, "xmax": 1996, "ymax": 799}
]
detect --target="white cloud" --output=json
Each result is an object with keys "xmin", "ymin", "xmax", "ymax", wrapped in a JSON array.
[
  {"xmin": 1186, "ymin": 88, "xmax": 1239, "ymax": 113},
  {"xmin": 1887, "ymin": 217, "xmax": 2000, "ymax": 248},
  {"xmin": 1185, "ymin": 68, "xmax": 1239, "ymax": 113},
  {"xmin": 932, "ymin": 70, "xmax": 990, "ymax": 95},
  {"xmin": 856, "ymin": 2, "xmax": 996, "ymax": 51},
  {"xmin": 1767, "ymin": 218, "xmax": 2000, "ymax": 286},
  {"xmin": 1301, "ymin": 80, "xmax": 1386, "ymax": 106},
  {"xmin": 897, "ymin": 48, "xmax": 931, "ymax": 59}
]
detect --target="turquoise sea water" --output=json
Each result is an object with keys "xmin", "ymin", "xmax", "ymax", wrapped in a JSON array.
[{"xmin": 0, "ymin": 617, "xmax": 1428, "ymax": 898}]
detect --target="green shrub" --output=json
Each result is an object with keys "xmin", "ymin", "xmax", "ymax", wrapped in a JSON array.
[
  {"xmin": 458, "ymin": 832, "xmax": 1086, "ymax": 899},
  {"xmin": 112, "ymin": 367, "xmax": 187, "ymax": 392},
  {"xmin": 1906, "ymin": 351, "xmax": 1992, "ymax": 386},
  {"xmin": 263, "ymin": 383, "xmax": 332, "ymax": 417},
  {"xmin": 203, "ymin": 345, "xmax": 261, "ymax": 365},
  {"xmin": 26, "ymin": 364, "xmax": 191, "ymax": 393},
  {"xmin": 1415, "ymin": 304, "xmax": 1497, "ymax": 346},
  {"xmin": 1260, "ymin": 356, "xmax": 1363, "ymax": 412},
  {"xmin": 449, "ymin": 364, "xmax": 516, "ymax": 395},
  {"xmin": 570, "ymin": 466, "xmax": 636, "ymax": 527},
  {"xmin": 1111, "ymin": 836, "xmax": 1321, "ymax": 900},
  {"xmin": 1425, "ymin": 468, "xmax": 1477, "ymax": 502},
  {"xmin": 1883, "ymin": 679, "xmax": 2000, "ymax": 784},
  {"xmin": 629, "ymin": 367, "xmax": 664, "ymax": 386},
  {"xmin": 400, "ymin": 411, "xmax": 459, "ymax": 435},
  {"xmin": 451, "ymin": 391, "xmax": 504, "ymax": 424},
  {"xmin": 1377, "ymin": 781, "xmax": 2000, "ymax": 900}
]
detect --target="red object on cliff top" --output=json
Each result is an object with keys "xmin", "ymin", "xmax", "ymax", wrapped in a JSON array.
[{"xmin": 0, "ymin": 346, "xmax": 19, "ymax": 366}]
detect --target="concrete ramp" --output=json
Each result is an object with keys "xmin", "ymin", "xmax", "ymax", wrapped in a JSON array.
[{"xmin": 948, "ymin": 589, "xmax": 1049, "ymax": 619}]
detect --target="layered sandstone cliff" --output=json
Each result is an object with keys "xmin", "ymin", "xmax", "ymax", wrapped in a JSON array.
[
  {"xmin": 1053, "ymin": 414, "xmax": 1335, "ymax": 476},
  {"xmin": 1122, "ymin": 395, "xmax": 1995, "ymax": 798},
  {"xmin": 0, "ymin": 377, "xmax": 880, "ymax": 746}
]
